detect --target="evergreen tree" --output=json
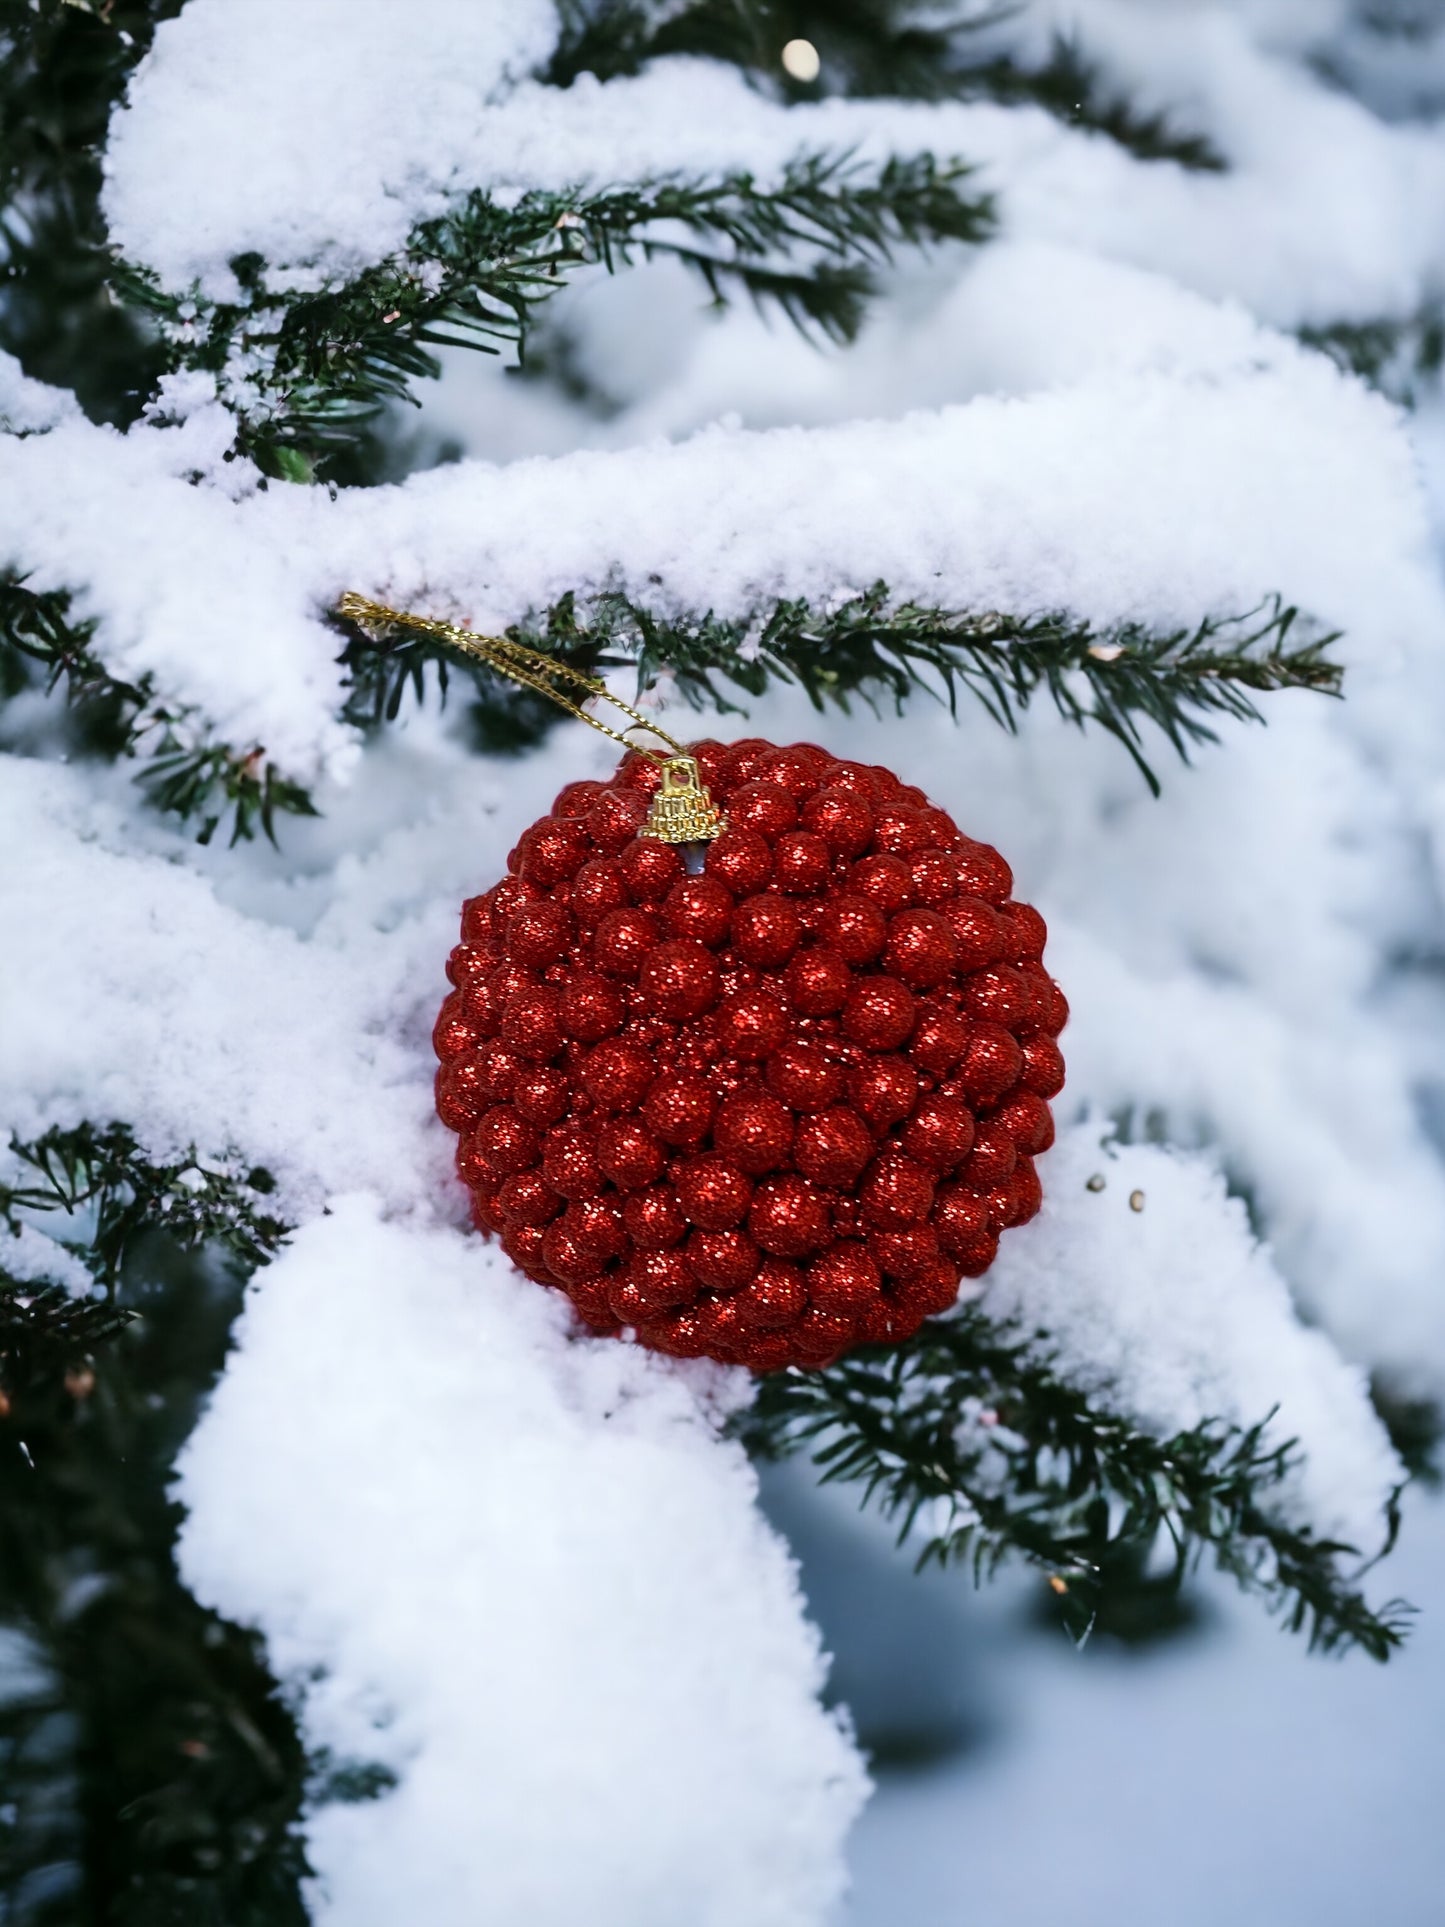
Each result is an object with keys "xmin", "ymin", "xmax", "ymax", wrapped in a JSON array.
[{"xmin": 1, "ymin": 1, "xmax": 1439, "ymax": 1917}]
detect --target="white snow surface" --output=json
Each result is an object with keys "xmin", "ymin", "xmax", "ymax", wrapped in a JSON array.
[
  {"xmin": 177, "ymin": 1199, "xmax": 865, "ymax": 1927},
  {"xmin": 5, "ymin": 0, "xmax": 1445, "ymax": 1919}
]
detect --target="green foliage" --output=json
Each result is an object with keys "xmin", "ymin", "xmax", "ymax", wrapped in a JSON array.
[
  {"xmin": 1300, "ymin": 310, "xmax": 1445, "ymax": 407},
  {"xmin": 0, "ymin": 579, "xmax": 320, "ymax": 843},
  {"xmin": 741, "ymin": 1307, "xmax": 1411, "ymax": 1660},
  {"xmin": 339, "ymin": 586, "xmax": 1343, "ymax": 795},
  {"xmin": 551, "ymin": 3, "xmax": 1225, "ymax": 169},
  {"xmin": 0, "ymin": 0, "xmax": 175, "ymax": 423},
  {"xmin": 122, "ymin": 154, "xmax": 992, "ymax": 478},
  {"xmin": 0, "ymin": 1139, "xmax": 308, "ymax": 1922}
]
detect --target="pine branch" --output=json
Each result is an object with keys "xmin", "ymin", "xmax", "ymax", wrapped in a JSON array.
[
  {"xmin": 0, "ymin": 0, "xmax": 175, "ymax": 423},
  {"xmin": 0, "ymin": 577, "xmax": 320, "ymax": 842},
  {"xmin": 1300, "ymin": 310, "xmax": 1445, "ymax": 407},
  {"xmin": 339, "ymin": 586, "xmax": 1342, "ymax": 795},
  {"xmin": 739, "ymin": 1306, "xmax": 1412, "ymax": 1659},
  {"xmin": 2, "ymin": 1121, "xmax": 291, "ymax": 1290},
  {"xmin": 550, "ymin": 5, "xmax": 1225, "ymax": 171},
  {"xmin": 123, "ymin": 155, "xmax": 991, "ymax": 478}
]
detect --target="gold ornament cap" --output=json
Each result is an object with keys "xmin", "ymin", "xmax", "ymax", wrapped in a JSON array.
[{"xmin": 641, "ymin": 755, "xmax": 726, "ymax": 844}]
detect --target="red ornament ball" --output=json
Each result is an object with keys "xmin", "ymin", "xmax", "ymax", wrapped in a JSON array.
[{"xmin": 435, "ymin": 738, "xmax": 1066, "ymax": 1371}]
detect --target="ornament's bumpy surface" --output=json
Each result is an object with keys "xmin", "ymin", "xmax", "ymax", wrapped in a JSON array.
[{"xmin": 434, "ymin": 740, "xmax": 1067, "ymax": 1371}]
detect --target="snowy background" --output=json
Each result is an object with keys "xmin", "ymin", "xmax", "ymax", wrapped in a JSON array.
[{"xmin": 4, "ymin": 0, "xmax": 1445, "ymax": 1920}]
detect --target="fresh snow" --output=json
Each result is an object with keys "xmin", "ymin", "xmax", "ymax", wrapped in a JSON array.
[{"xmin": 5, "ymin": 0, "xmax": 1445, "ymax": 1919}]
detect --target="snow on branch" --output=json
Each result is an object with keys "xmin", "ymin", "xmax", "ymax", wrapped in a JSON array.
[{"xmin": 121, "ymin": 156, "xmax": 993, "ymax": 480}]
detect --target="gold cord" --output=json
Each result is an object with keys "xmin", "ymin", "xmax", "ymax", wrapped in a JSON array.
[
  {"xmin": 336, "ymin": 591, "xmax": 693, "ymax": 763},
  {"xmin": 336, "ymin": 591, "xmax": 726, "ymax": 842}
]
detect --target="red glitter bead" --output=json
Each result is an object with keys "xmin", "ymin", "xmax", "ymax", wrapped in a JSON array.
[
  {"xmin": 579, "ymin": 1038, "xmax": 654, "ymax": 1113},
  {"xmin": 596, "ymin": 1117, "xmax": 666, "ymax": 1190},
  {"xmin": 872, "ymin": 806, "xmax": 933, "ymax": 856},
  {"xmin": 842, "ymin": 975, "xmax": 917, "ymax": 1051},
  {"xmin": 558, "ymin": 970, "xmax": 625, "ymax": 1042},
  {"xmin": 458, "ymin": 973, "xmax": 504, "ymax": 1036},
  {"xmin": 728, "ymin": 780, "xmax": 798, "ymax": 839},
  {"xmin": 1044, "ymin": 979, "xmax": 1070, "ymax": 1035},
  {"xmin": 619, "ymin": 836, "xmax": 684, "ymax": 904},
  {"xmin": 955, "ymin": 1023, "xmax": 1023, "ymax": 1104},
  {"xmin": 960, "ymin": 1121, "xmax": 1017, "ymax": 1190},
  {"xmin": 1007, "ymin": 1156, "xmax": 1043, "ymax": 1226},
  {"xmin": 552, "ymin": 778, "xmax": 605, "ymax": 820},
  {"xmin": 503, "ymin": 1224, "xmax": 551, "ymax": 1279},
  {"xmin": 932, "ymin": 1185, "xmax": 990, "ymax": 1260},
  {"xmin": 518, "ymin": 817, "xmax": 590, "ymax": 886},
  {"xmin": 963, "ymin": 965, "xmax": 1033, "ymax": 1029},
  {"xmin": 715, "ymin": 987, "xmax": 792, "ymax": 1060},
  {"xmin": 622, "ymin": 1186, "xmax": 689, "ymax": 1250},
  {"xmin": 785, "ymin": 944, "xmax": 852, "ymax": 1015},
  {"xmin": 869, "ymin": 1225, "xmax": 940, "ymax": 1280},
  {"xmin": 639, "ymin": 939, "xmax": 722, "ymax": 1020},
  {"xmin": 900, "ymin": 1095, "xmax": 977, "ymax": 1172},
  {"xmin": 997, "ymin": 901, "xmax": 1048, "ymax": 962},
  {"xmin": 705, "ymin": 825, "xmax": 773, "ymax": 895},
  {"xmin": 801, "ymin": 786, "xmax": 875, "ymax": 858},
  {"xmin": 661, "ymin": 875, "xmax": 734, "ymax": 948},
  {"xmin": 850, "ymin": 853, "xmax": 915, "ymax": 913},
  {"xmin": 861, "ymin": 1154, "xmax": 936, "ymax": 1228},
  {"xmin": 883, "ymin": 909, "xmax": 959, "ymax": 990},
  {"xmin": 435, "ymin": 1058, "xmax": 491, "ymax": 1132},
  {"xmin": 732, "ymin": 895, "xmax": 803, "ymax": 968},
  {"xmin": 587, "ymin": 788, "xmax": 649, "ymax": 854},
  {"xmin": 642, "ymin": 1073, "xmax": 715, "ymax": 1146},
  {"xmin": 816, "ymin": 892, "xmax": 887, "ymax": 965},
  {"xmin": 907, "ymin": 849, "xmax": 957, "ymax": 906},
  {"xmin": 755, "ymin": 745, "xmax": 827, "ymax": 801},
  {"xmin": 765, "ymin": 1042, "xmax": 845, "ymax": 1113},
  {"xmin": 432, "ymin": 992, "xmax": 476, "ymax": 1063},
  {"xmin": 848, "ymin": 1054, "xmax": 919, "ymax": 1130},
  {"xmin": 794, "ymin": 1106, "xmax": 875, "ymax": 1187},
  {"xmin": 638, "ymin": 1309, "xmax": 709, "ymax": 1358},
  {"xmin": 497, "ymin": 1172, "xmax": 561, "ymax": 1226},
  {"xmin": 693, "ymin": 1294, "xmax": 748, "ymax": 1359},
  {"xmin": 808, "ymin": 1245, "xmax": 881, "ymax": 1314},
  {"xmin": 593, "ymin": 906, "xmax": 662, "ymax": 978},
  {"xmin": 542, "ymin": 1122, "xmax": 605, "ymax": 1199},
  {"xmin": 471, "ymin": 1045, "xmax": 525, "ymax": 1108},
  {"xmin": 717, "ymin": 738, "xmax": 775, "ymax": 793},
  {"xmin": 614, "ymin": 749, "xmax": 664, "ymax": 795},
  {"xmin": 736, "ymin": 1259, "xmax": 807, "ymax": 1329},
  {"xmin": 895, "ymin": 1261, "xmax": 961, "ymax": 1319},
  {"xmin": 792, "ymin": 1307, "xmax": 856, "ymax": 1367},
  {"xmin": 447, "ymin": 942, "xmax": 496, "ymax": 988},
  {"xmin": 470, "ymin": 1184, "xmax": 506, "ymax": 1235},
  {"xmin": 512, "ymin": 1064, "xmax": 570, "ymax": 1126},
  {"xmin": 957, "ymin": 1229, "xmax": 1000, "ymax": 1279},
  {"xmin": 544, "ymin": 1205, "xmax": 624, "ymax": 1283},
  {"xmin": 500, "ymin": 985, "xmax": 565, "ymax": 1061},
  {"xmin": 490, "ymin": 877, "xmax": 543, "ymax": 922},
  {"xmin": 735, "ymin": 1330, "xmax": 797, "ymax": 1373},
  {"xmin": 749, "ymin": 1176, "xmax": 831, "ymax": 1258},
  {"xmin": 572, "ymin": 858, "xmax": 629, "ymax": 927},
  {"xmin": 473, "ymin": 1106, "xmax": 541, "ymax": 1176},
  {"xmin": 1020, "ymin": 1035, "xmax": 1067, "ymax": 1098},
  {"xmin": 955, "ymin": 838, "xmax": 1013, "ymax": 905},
  {"xmin": 772, "ymin": 830, "xmax": 832, "ymax": 894},
  {"xmin": 909, "ymin": 1003, "xmax": 970, "ymax": 1077},
  {"xmin": 993, "ymin": 1091, "xmax": 1055, "ymax": 1155},
  {"xmin": 505, "ymin": 901, "xmax": 572, "ymax": 969},
  {"xmin": 938, "ymin": 897, "xmax": 1004, "ymax": 972},
  {"xmin": 713, "ymin": 1089, "xmax": 794, "ymax": 1174},
  {"xmin": 460, "ymin": 895, "xmax": 497, "ymax": 943},
  {"xmin": 685, "ymin": 1228, "xmax": 758, "ymax": 1294},
  {"xmin": 673, "ymin": 1153, "xmax": 753, "ymax": 1229},
  {"xmin": 615, "ymin": 1250, "xmax": 696, "ymax": 1315}
]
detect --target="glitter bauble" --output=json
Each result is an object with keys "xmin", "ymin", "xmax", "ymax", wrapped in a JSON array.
[{"xmin": 436, "ymin": 740, "xmax": 1067, "ymax": 1370}]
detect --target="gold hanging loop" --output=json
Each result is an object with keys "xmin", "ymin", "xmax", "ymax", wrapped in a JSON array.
[{"xmin": 336, "ymin": 591, "xmax": 726, "ymax": 843}]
